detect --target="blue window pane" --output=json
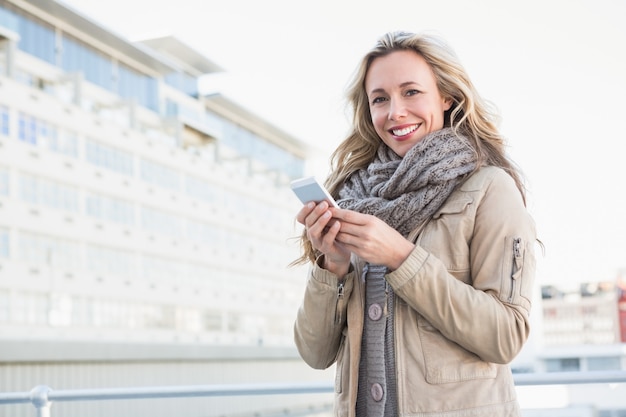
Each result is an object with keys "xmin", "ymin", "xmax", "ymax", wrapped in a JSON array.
[
  {"xmin": 165, "ymin": 71, "xmax": 198, "ymax": 97},
  {"xmin": 62, "ymin": 36, "xmax": 113, "ymax": 91},
  {"xmin": 0, "ymin": 7, "xmax": 19, "ymax": 34},
  {"xmin": 85, "ymin": 139, "xmax": 134, "ymax": 176},
  {"xmin": 0, "ymin": 106, "xmax": 9, "ymax": 136},
  {"xmin": 16, "ymin": 12, "xmax": 55, "ymax": 65},
  {"xmin": 18, "ymin": 113, "xmax": 37, "ymax": 145},
  {"xmin": 118, "ymin": 64, "xmax": 158, "ymax": 112}
]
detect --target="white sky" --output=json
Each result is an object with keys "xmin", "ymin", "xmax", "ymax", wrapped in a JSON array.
[{"xmin": 62, "ymin": 0, "xmax": 626, "ymax": 290}]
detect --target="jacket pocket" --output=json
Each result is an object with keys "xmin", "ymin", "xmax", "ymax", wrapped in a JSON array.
[
  {"xmin": 431, "ymin": 197, "xmax": 473, "ymax": 220},
  {"xmin": 418, "ymin": 319, "xmax": 496, "ymax": 384},
  {"xmin": 420, "ymin": 196, "xmax": 474, "ymax": 271}
]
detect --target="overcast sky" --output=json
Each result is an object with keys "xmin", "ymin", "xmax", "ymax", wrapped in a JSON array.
[{"xmin": 62, "ymin": 0, "xmax": 626, "ymax": 290}]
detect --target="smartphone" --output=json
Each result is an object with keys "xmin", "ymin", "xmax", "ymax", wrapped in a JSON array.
[{"xmin": 290, "ymin": 176, "xmax": 339, "ymax": 208}]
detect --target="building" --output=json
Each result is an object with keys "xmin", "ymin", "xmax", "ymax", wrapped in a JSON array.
[
  {"xmin": 538, "ymin": 277, "xmax": 626, "ymax": 351},
  {"xmin": 513, "ymin": 280, "xmax": 626, "ymax": 417},
  {"xmin": 0, "ymin": 1, "xmax": 334, "ymax": 416},
  {"xmin": 541, "ymin": 281, "xmax": 622, "ymax": 348}
]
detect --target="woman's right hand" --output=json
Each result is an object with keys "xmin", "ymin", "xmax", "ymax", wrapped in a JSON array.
[{"xmin": 296, "ymin": 201, "xmax": 351, "ymax": 277}]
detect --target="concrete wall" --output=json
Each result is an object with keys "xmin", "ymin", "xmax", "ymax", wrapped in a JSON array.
[{"xmin": 0, "ymin": 341, "xmax": 335, "ymax": 417}]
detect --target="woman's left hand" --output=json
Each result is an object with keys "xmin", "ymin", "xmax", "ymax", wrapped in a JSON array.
[{"xmin": 329, "ymin": 208, "xmax": 415, "ymax": 270}]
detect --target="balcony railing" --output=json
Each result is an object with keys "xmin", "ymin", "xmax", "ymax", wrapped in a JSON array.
[{"xmin": 1, "ymin": 371, "xmax": 625, "ymax": 417}]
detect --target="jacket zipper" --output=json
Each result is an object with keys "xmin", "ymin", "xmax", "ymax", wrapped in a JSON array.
[
  {"xmin": 335, "ymin": 281, "xmax": 344, "ymax": 324},
  {"xmin": 509, "ymin": 237, "xmax": 523, "ymax": 302}
]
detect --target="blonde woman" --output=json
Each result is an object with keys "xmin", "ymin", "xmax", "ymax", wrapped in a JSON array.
[{"xmin": 293, "ymin": 31, "xmax": 537, "ymax": 417}]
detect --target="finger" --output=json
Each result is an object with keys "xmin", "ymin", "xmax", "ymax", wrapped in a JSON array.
[
  {"xmin": 333, "ymin": 220, "xmax": 362, "ymax": 239},
  {"xmin": 304, "ymin": 201, "xmax": 331, "ymax": 229},
  {"xmin": 308, "ymin": 210, "xmax": 332, "ymax": 239},
  {"xmin": 296, "ymin": 202, "xmax": 316, "ymax": 225},
  {"xmin": 320, "ymin": 220, "xmax": 341, "ymax": 249},
  {"xmin": 329, "ymin": 208, "xmax": 368, "ymax": 226},
  {"xmin": 335, "ymin": 229, "xmax": 359, "ymax": 249},
  {"xmin": 304, "ymin": 206, "xmax": 332, "ymax": 245}
]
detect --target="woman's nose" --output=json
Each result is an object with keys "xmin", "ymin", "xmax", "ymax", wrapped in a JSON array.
[{"xmin": 388, "ymin": 99, "xmax": 407, "ymax": 120}]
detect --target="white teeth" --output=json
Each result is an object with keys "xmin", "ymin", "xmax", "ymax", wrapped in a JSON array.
[{"xmin": 392, "ymin": 125, "xmax": 418, "ymax": 136}]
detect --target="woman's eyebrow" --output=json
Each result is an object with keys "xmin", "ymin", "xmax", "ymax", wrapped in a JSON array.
[{"xmin": 368, "ymin": 81, "xmax": 422, "ymax": 96}]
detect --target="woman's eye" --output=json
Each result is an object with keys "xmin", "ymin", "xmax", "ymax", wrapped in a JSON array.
[
  {"xmin": 406, "ymin": 89, "xmax": 421, "ymax": 97},
  {"xmin": 371, "ymin": 96, "xmax": 387, "ymax": 104}
]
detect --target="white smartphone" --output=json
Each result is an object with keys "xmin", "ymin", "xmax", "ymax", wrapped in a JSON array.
[{"xmin": 290, "ymin": 176, "xmax": 339, "ymax": 208}]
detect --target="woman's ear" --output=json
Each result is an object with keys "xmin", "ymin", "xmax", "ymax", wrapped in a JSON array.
[{"xmin": 443, "ymin": 97, "xmax": 454, "ymax": 111}]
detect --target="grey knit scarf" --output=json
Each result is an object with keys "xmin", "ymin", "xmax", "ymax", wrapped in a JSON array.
[
  {"xmin": 337, "ymin": 127, "xmax": 478, "ymax": 238},
  {"xmin": 337, "ymin": 128, "xmax": 477, "ymax": 417}
]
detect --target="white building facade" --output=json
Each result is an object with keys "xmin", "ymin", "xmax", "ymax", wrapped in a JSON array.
[
  {"xmin": 0, "ymin": 1, "xmax": 334, "ymax": 416},
  {"xmin": 0, "ymin": 0, "xmax": 313, "ymax": 349}
]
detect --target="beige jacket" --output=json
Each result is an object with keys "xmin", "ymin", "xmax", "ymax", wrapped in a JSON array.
[{"xmin": 294, "ymin": 166, "xmax": 537, "ymax": 417}]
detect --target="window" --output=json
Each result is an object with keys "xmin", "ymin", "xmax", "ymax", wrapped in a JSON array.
[
  {"xmin": 70, "ymin": 296, "xmax": 92, "ymax": 326},
  {"xmin": 133, "ymin": 303, "xmax": 174, "ymax": 329},
  {"xmin": 226, "ymin": 312, "xmax": 241, "ymax": 332},
  {"xmin": 18, "ymin": 112, "xmax": 37, "ymax": 145},
  {"xmin": 186, "ymin": 263, "xmax": 212, "ymax": 286},
  {"xmin": 92, "ymin": 298, "xmax": 128, "ymax": 328},
  {"xmin": 223, "ymin": 189, "xmax": 252, "ymax": 219},
  {"xmin": 49, "ymin": 130, "xmax": 79, "ymax": 158},
  {"xmin": 0, "ymin": 166, "xmax": 8, "ymax": 196},
  {"xmin": 546, "ymin": 358, "xmax": 580, "ymax": 372},
  {"xmin": 12, "ymin": 291, "xmax": 48, "ymax": 325},
  {"xmin": 176, "ymin": 307, "xmax": 202, "ymax": 333},
  {"xmin": 85, "ymin": 193, "xmax": 135, "ymax": 226},
  {"xmin": 18, "ymin": 173, "xmax": 79, "ymax": 212},
  {"xmin": 0, "ymin": 105, "xmax": 8, "ymax": 136},
  {"xmin": 118, "ymin": 62, "xmax": 158, "ymax": 112},
  {"xmin": 0, "ymin": 7, "xmax": 20, "ymax": 34},
  {"xmin": 203, "ymin": 310, "xmax": 223, "ymax": 331},
  {"xmin": 185, "ymin": 175, "xmax": 219, "ymax": 203},
  {"xmin": 48, "ymin": 293, "xmax": 72, "ymax": 327},
  {"xmin": 164, "ymin": 71, "xmax": 198, "ymax": 97},
  {"xmin": 140, "ymin": 158, "xmax": 180, "ymax": 191},
  {"xmin": 599, "ymin": 410, "xmax": 626, "ymax": 417},
  {"xmin": 17, "ymin": 231, "xmax": 81, "ymax": 271},
  {"xmin": 588, "ymin": 356, "xmax": 621, "ymax": 371},
  {"xmin": 186, "ymin": 219, "xmax": 220, "ymax": 246},
  {"xmin": 0, "ymin": 290, "xmax": 9, "ymax": 322},
  {"xmin": 85, "ymin": 139, "xmax": 134, "ymax": 176},
  {"xmin": 17, "ymin": 112, "xmax": 60, "ymax": 149},
  {"xmin": 208, "ymin": 110, "xmax": 305, "ymax": 179},
  {"xmin": 85, "ymin": 244, "xmax": 137, "ymax": 279},
  {"xmin": 141, "ymin": 206, "xmax": 183, "ymax": 239},
  {"xmin": 0, "ymin": 227, "xmax": 9, "ymax": 258},
  {"xmin": 141, "ymin": 254, "xmax": 185, "ymax": 284},
  {"xmin": 13, "ymin": 9, "xmax": 56, "ymax": 65},
  {"xmin": 61, "ymin": 35, "xmax": 113, "ymax": 91}
]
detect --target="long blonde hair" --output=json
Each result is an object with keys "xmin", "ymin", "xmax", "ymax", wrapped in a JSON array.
[{"xmin": 294, "ymin": 31, "xmax": 526, "ymax": 265}]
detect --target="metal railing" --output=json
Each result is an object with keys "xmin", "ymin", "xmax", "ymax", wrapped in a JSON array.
[{"xmin": 1, "ymin": 371, "xmax": 625, "ymax": 417}]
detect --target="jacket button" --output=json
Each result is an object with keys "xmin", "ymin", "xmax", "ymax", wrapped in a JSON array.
[
  {"xmin": 370, "ymin": 383, "xmax": 384, "ymax": 402},
  {"xmin": 368, "ymin": 303, "xmax": 383, "ymax": 321}
]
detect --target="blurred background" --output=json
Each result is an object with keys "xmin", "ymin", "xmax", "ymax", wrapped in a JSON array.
[{"xmin": 0, "ymin": 0, "xmax": 625, "ymax": 416}]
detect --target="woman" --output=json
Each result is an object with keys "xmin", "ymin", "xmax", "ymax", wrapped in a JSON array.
[{"xmin": 293, "ymin": 31, "xmax": 537, "ymax": 417}]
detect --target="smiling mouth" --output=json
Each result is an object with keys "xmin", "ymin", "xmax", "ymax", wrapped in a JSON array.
[{"xmin": 390, "ymin": 124, "xmax": 419, "ymax": 136}]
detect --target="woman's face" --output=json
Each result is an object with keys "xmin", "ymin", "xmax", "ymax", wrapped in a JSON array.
[{"xmin": 365, "ymin": 50, "xmax": 452, "ymax": 157}]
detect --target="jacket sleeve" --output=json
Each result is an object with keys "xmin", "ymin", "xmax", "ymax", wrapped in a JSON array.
[
  {"xmin": 386, "ymin": 169, "xmax": 537, "ymax": 364},
  {"xmin": 293, "ymin": 257, "xmax": 355, "ymax": 369}
]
